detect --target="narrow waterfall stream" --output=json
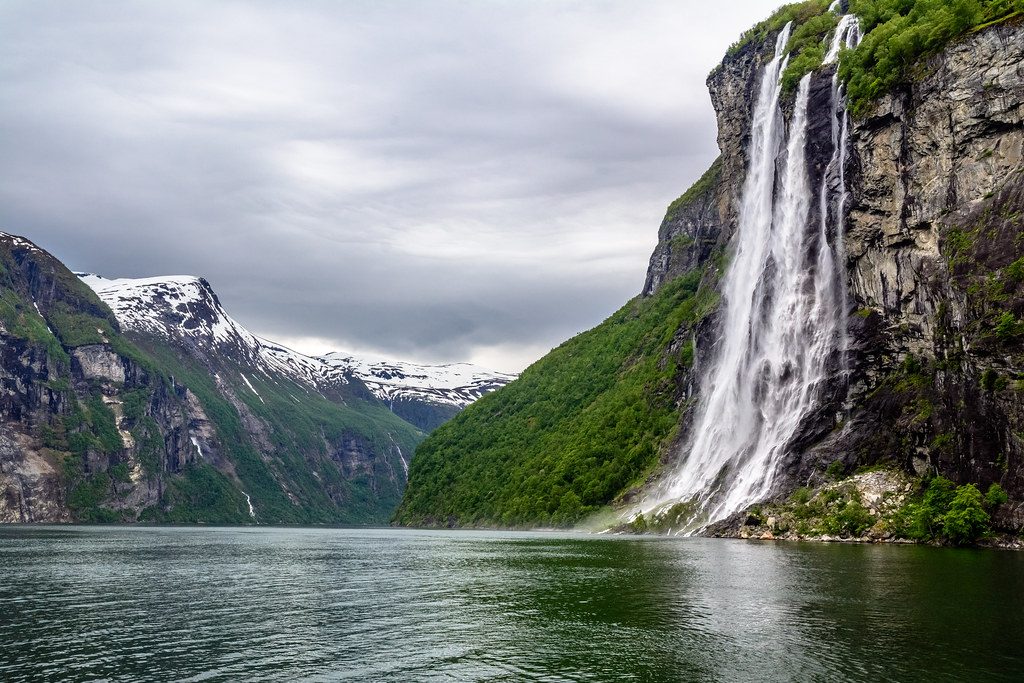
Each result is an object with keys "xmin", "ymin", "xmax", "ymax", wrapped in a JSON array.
[{"xmin": 643, "ymin": 12, "xmax": 862, "ymax": 531}]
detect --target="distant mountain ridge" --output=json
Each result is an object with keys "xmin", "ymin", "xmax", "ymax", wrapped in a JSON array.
[{"xmin": 78, "ymin": 273, "xmax": 515, "ymax": 431}]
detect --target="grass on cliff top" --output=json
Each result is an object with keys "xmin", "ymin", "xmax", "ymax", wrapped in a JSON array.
[
  {"xmin": 664, "ymin": 158, "xmax": 722, "ymax": 223},
  {"xmin": 781, "ymin": 12, "xmax": 840, "ymax": 91},
  {"xmin": 394, "ymin": 270, "xmax": 718, "ymax": 529},
  {"xmin": 726, "ymin": 0, "xmax": 832, "ymax": 56},
  {"xmin": 726, "ymin": 0, "xmax": 1023, "ymax": 115}
]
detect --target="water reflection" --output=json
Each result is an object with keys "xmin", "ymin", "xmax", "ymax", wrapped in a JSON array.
[{"xmin": 0, "ymin": 527, "xmax": 1021, "ymax": 681}]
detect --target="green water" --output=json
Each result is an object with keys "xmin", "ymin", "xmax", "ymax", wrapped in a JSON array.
[{"xmin": 0, "ymin": 527, "xmax": 1021, "ymax": 681}]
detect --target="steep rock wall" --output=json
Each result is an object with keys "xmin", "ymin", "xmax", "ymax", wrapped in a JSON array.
[
  {"xmin": 646, "ymin": 20, "xmax": 1024, "ymax": 528},
  {"xmin": 832, "ymin": 20, "xmax": 1024, "ymax": 524}
]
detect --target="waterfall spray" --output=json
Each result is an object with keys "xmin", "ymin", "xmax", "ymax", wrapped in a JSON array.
[{"xmin": 641, "ymin": 15, "xmax": 859, "ymax": 531}]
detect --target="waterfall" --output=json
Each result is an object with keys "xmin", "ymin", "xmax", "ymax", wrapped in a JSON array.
[{"xmin": 641, "ymin": 15, "xmax": 860, "ymax": 530}]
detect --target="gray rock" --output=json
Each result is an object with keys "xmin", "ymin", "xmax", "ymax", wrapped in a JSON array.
[{"xmin": 72, "ymin": 345, "xmax": 126, "ymax": 383}]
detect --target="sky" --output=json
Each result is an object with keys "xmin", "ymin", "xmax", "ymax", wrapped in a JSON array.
[{"xmin": 0, "ymin": 0, "xmax": 773, "ymax": 373}]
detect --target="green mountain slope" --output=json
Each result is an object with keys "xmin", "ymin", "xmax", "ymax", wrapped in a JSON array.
[{"xmin": 393, "ymin": 214, "xmax": 720, "ymax": 527}]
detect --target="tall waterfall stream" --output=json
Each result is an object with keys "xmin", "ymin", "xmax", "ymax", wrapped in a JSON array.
[{"xmin": 642, "ymin": 12, "xmax": 862, "ymax": 532}]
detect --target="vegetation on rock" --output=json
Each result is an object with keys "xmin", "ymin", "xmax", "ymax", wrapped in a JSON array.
[
  {"xmin": 841, "ymin": 0, "xmax": 1024, "ymax": 115},
  {"xmin": 725, "ymin": 469, "xmax": 1011, "ymax": 546},
  {"xmin": 727, "ymin": 0, "xmax": 832, "ymax": 56},
  {"xmin": 664, "ymin": 158, "xmax": 722, "ymax": 223},
  {"xmin": 726, "ymin": 0, "xmax": 1024, "ymax": 114}
]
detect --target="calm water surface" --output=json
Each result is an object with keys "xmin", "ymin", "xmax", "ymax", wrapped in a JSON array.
[{"xmin": 1, "ymin": 526, "xmax": 1022, "ymax": 681}]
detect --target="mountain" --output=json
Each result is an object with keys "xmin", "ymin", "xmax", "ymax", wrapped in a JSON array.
[
  {"xmin": 395, "ymin": 0, "xmax": 1024, "ymax": 541},
  {"xmin": 0, "ymin": 232, "xmax": 474, "ymax": 524},
  {"xmin": 318, "ymin": 353, "xmax": 516, "ymax": 431},
  {"xmin": 78, "ymin": 274, "xmax": 515, "ymax": 432}
]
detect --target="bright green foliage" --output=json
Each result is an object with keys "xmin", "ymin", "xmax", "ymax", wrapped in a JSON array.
[
  {"xmin": 761, "ymin": 481, "xmax": 881, "ymax": 537},
  {"xmin": 780, "ymin": 12, "xmax": 839, "ymax": 91},
  {"xmin": 395, "ymin": 271, "xmax": 717, "ymax": 528},
  {"xmin": 822, "ymin": 498, "xmax": 876, "ymax": 536},
  {"xmin": 985, "ymin": 482, "xmax": 1009, "ymax": 507},
  {"xmin": 841, "ymin": 0, "xmax": 1024, "ymax": 115},
  {"xmin": 727, "ymin": 0, "xmax": 832, "ymax": 55},
  {"xmin": 782, "ymin": 45, "xmax": 828, "ymax": 92},
  {"xmin": 994, "ymin": 312, "xmax": 1024, "ymax": 340},
  {"xmin": 942, "ymin": 484, "xmax": 990, "ymax": 545},
  {"xmin": 898, "ymin": 476, "xmax": 999, "ymax": 544}
]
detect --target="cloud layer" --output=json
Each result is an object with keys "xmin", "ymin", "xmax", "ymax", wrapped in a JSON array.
[{"xmin": 0, "ymin": 0, "xmax": 770, "ymax": 372}]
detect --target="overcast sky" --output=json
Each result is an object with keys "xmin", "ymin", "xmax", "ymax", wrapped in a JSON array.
[{"xmin": 0, "ymin": 0, "xmax": 772, "ymax": 373}]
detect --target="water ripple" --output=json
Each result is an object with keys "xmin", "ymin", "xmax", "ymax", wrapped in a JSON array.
[{"xmin": 1, "ymin": 528, "xmax": 1023, "ymax": 681}]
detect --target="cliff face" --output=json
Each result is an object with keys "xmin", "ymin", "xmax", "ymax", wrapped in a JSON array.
[
  {"xmin": 390, "ymin": 11, "xmax": 1024, "ymax": 532},
  {"xmin": 0, "ymin": 234, "xmax": 203, "ymax": 522},
  {"xmin": 643, "ymin": 20, "xmax": 1024, "ymax": 528},
  {"xmin": 835, "ymin": 21, "xmax": 1024, "ymax": 525}
]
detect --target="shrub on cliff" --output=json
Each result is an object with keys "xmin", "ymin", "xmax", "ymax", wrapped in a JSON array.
[
  {"xmin": 727, "ymin": 0, "xmax": 832, "ymax": 56},
  {"xmin": 841, "ymin": 0, "xmax": 1024, "ymax": 115},
  {"xmin": 896, "ymin": 477, "xmax": 1008, "ymax": 545},
  {"xmin": 941, "ymin": 484, "xmax": 990, "ymax": 545}
]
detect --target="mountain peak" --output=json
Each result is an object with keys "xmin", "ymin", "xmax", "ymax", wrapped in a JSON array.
[
  {"xmin": 78, "ymin": 273, "xmax": 252, "ymax": 354},
  {"xmin": 78, "ymin": 272, "xmax": 516, "ymax": 428}
]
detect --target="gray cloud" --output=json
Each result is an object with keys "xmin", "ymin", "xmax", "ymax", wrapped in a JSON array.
[{"xmin": 0, "ymin": 0, "xmax": 770, "ymax": 372}]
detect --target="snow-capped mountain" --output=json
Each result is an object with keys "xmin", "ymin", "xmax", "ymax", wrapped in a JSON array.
[
  {"xmin": 321, "ymin": 353, "xmax": 516, "ymax": 409},
  {"xmin": 78, "ymin": 274, "xmax": 329, "ymax": 385},
  {"xmin": 78, "ymin": 273, "xmax": 516, "ymax": 428}
]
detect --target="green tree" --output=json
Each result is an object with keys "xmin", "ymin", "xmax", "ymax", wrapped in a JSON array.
[
  {"xmin": 941, "ymin": 484, "xmax": 990, "ymax": 545},
  {"xmin": 985, "ymin": 483, "xmax": 1009, "ymax": 507}
]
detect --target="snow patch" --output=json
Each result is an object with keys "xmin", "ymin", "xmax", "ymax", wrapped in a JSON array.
[{"xmin": 239, "ymin": 373, "xmax": 265, "ymax": 404}]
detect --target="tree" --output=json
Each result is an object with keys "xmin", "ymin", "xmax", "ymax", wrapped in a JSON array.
[{"xmin": 942, "ymin": 484, "xmax": 990, "ymax": 545}]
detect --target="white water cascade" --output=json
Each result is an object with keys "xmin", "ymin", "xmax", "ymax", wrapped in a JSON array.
[{"xmin": 643, "ymin": 13, "xmax": 862, "ymax": 530}]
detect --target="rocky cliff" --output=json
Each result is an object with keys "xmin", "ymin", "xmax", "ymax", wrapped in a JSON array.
[
  {"xmin": 829, "ymin": 19, "xmax": 1024, "ymax": 528},
  {"xmin": 646, "ymin": 14, "xmax": 1024, "ymax": 532}
]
